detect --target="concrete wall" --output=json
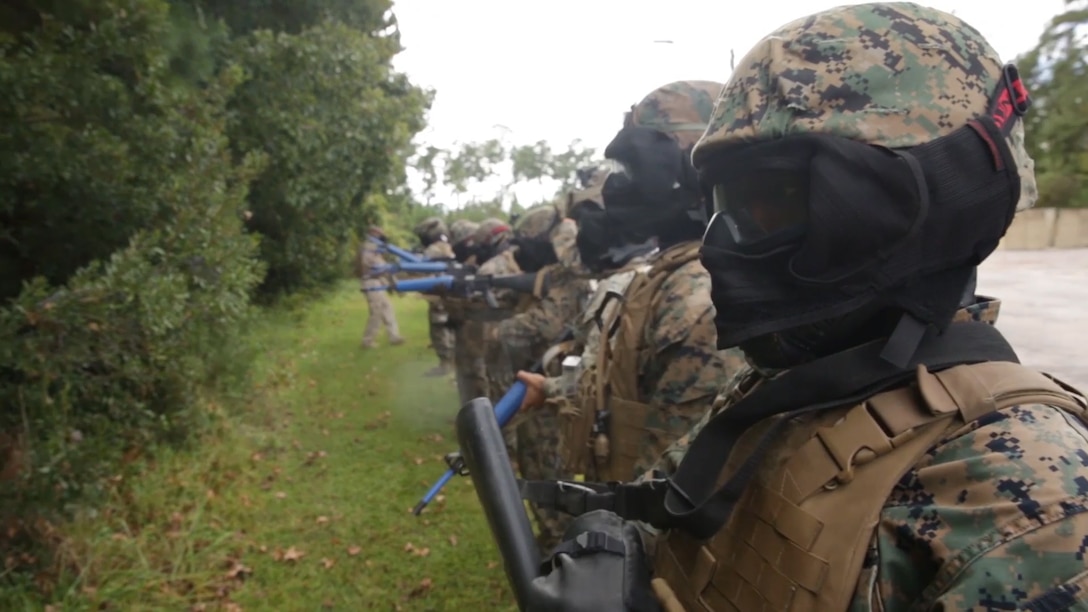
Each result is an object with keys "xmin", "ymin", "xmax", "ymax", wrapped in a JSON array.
[{"xmin": 999, "ymin": 207, "xmax": 1088, "ymax": 250}]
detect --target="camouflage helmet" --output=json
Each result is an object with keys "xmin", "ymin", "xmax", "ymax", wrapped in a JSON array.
[
  {"xmin": 513, "ymin": 204, "xmax": 561, "ymax": 242},
  {"xmin": 693, "ymin": 2, "xmax": 1036, "ymax": 211},
  {"xmin": 473, "ymin": 217, "xmax": 512, "ymax": 247},
  {"xmin": 566, "ymin": 165, "xmax": 610, "ymax": 219},
  {"xmin": 626, "ymin": 80, "xmax": 723, "ymax": 149},
  {"xmin": 449, "ymin": 219, "xmax": 479, "ymax": 246},
  {"xmin": 413, "ymin": 216, "xmax": 448, "ymax": 243}
]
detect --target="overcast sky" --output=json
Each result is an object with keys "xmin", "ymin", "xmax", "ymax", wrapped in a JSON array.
[{"xmin": 389, "ymin": 0, "xmax": 1066, "ymax": 206}]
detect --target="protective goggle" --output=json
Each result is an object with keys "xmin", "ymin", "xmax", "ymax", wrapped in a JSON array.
[{"xmin": 709, "ymin": 160, "xmax": 810, "ymax": 248}]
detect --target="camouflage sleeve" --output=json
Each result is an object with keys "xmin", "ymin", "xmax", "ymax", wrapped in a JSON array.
[
  {"xmin": 865, "ymin": 403, "xmax": 1088, "ymax": 611},
  {"xmin": 550, "ymin": 218, "xmax": 582, "ymax": 271},
  {"xmin": 637, "ymin": 363, "xmax": 757, "ymax": 482},
  {"xmin": 497, "ymin": 271, "xmax": 587, "ymax": 366},
  {"xmin": 542, "ymin": 375, "xmax": 570, "ymax": 402},
  {"xmin": 478, "ymin": 249, "xmax": 524, "ymax": 308},
  {"xmin": 422, "ymin": 241, "xmax": 454, "ymax": 260},
  {"xmin": 361, "ymin": 247, "xmax": 386, "ymax": 270},
  {"xmin": 634, "ymin": 262, "xmax": 749, "ymax": 474}
]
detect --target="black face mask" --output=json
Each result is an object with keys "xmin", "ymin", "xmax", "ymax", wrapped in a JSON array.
[
  {"xmin": 512, "ymin": 237, "xmax": 558, "ymax": 272},
  {"xmin": 574, "ymin": 206, "xmax": 619, "ymax": 273},
  {"xmin": 573, "ymin": 127, "xmax": 706, "ymax": 272},
  {"xmin": 453, "ymin": 240, "xmax": 476, "ymax": 263},
  {"xmin": 575, "ymin": 206, "xmax": 661, "ymax": 274},
  {"xmin": 697, "ymin": 64, "xmax": 1029, "ymax": 368}
]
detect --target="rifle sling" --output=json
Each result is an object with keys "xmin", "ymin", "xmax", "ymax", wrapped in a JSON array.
[{"xmin": 521, "ymin": 321, "xmax": 1019, "ymax": 538}]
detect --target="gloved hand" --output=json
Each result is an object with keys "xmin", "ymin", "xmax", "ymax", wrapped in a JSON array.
[{"xmin": 526, "ymin": 510, "xmax": 661, "ymax": 612}]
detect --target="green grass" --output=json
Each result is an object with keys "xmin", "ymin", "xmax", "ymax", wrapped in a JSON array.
[{"xmin": 6, "ymin": 284, "xmax": 517, "ymax": 611}]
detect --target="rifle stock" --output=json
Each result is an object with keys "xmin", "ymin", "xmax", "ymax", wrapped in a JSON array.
[{"xmin": 456, "ymin": 397, "xmax": 540, "ymax": 610}]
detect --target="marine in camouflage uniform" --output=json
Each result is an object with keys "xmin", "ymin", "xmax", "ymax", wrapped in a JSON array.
[
  {"xmin": 491, "ymin": 203, "xmax": 599, "ymax": 552},
  {"xmin": 472, "ymin": 217, "xmax": 528, "ymax": 401},
  {"xmin": 445, "ymin": 219, "xmax": 483, "ymax": 404},
  {"xmin": 358, "ymin": 227, "xmax": 404, "ymax": 348},
  {"xmin": 517, "ymin": 81, "xmax": 747, "ymax": 551},
  {"xmin": 518, "ymin": 5, "xmax": 1088, "ymax": 611},
  {"xmin": 413, "ymin": 217, "xmax": 457, "ymax": 377}
]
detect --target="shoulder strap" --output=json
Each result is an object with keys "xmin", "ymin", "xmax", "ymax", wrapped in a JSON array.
[
  {"xmin": 664, "ymin": 321, "xmax": 1020, "ymax": 539},
  {"xmin": 782, "ymin": 360, "xmax": 1086, "ymax": 504},
  {"xmin": 519, "ymin": 325, "xmax": 1085, "ymax": 536}
]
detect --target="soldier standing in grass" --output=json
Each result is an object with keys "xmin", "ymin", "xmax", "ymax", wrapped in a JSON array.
[{"xmin": 358, "ymin": 226, "xmax": 404, "ymax": 349}]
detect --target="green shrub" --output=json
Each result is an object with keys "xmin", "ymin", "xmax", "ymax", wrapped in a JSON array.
[
  {"xmin": 227, "ymin": 21, "xmax": 428, "ymax": 296},
  {"xmin": 0, "ymin": 0, "xmax": 265, "ymax": 565}
]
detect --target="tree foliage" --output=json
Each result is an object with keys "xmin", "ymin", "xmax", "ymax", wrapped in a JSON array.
[
  {"xmin": 0, "ymin": 0, "xmax": 265, "ymax": 535},
  {"xmin": 0, "ymin": 0, "xmax": 428, "ymax": 574},
  {"xmin": 1020, "ymin": 0, "xmax": 1088, "ymax": 207},
  {"xmin": 228, "ymin": 21, "xmax": 428, "ymax": 295},
  {"xmin": 409, "ymin": 137, "xmax": 600, "ymax": 217}
]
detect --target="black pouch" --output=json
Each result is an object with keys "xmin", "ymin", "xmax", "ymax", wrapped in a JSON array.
[{"xmin": 526, "ymin": 510, "xmax": 661, "ymax": 612}]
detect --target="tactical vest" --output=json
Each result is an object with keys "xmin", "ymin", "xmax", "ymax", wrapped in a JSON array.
[
  {"xmin": 563, "ymin": 241, "xmax": 703, "ymax": 482},
  {"xmin": 650, "ymin": 360, "xmax": 1088, "ymax": 612}
]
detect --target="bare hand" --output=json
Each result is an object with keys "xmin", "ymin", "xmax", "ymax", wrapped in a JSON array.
[{"xmin": 515, "ymin": 371, "xmax": 547, "ymax": 411}]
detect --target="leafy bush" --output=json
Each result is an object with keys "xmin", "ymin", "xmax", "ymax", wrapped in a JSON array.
[
  {"xmin": 228, "ymin": 21, "xmax": 428, "ymax": 296},
  {"xmin": 0, "ymin": 0, "xmax": 264, "ymax": 559}
]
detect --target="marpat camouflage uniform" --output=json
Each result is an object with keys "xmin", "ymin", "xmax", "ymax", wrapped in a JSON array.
[
  {"xmin": 528, "ymin": 245, "xmax": 745, "ymax": 549},
  {"xmin": 497, "ymin": 206, "xmax": 597, "ymax": 552},
  {"xmin": 638, "ymin": 5, "xmax": 1086, "ymax": 610},
  {"xmin": 421, "ymin": 239, "xmax": 456, "ymax": 368},
  {"xmin": 476, "ymin": 245, "xmax": 525, "ymax": 400},
  {"xmin": 445, "ymin": 219, "xmax": 482, "ymax": 405},
  {"xmin": 358, "ymin": 240, "xmax": 402, "ymax": 347},
  {"xmin": 647, "ymin": 299, "xmax": 1088, "ymax": 610}
]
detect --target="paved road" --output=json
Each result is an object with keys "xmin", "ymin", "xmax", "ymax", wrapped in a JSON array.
[{"xmin": 977, "ymin": 249, "xmax": 1088, "ymax": 389}]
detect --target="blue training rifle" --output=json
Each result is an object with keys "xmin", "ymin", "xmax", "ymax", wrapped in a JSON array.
[{"xmin": 367, "ymin": 235, "xmax": 424, "ymax": 263}]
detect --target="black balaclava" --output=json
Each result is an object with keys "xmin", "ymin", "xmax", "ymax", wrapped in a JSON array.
[
  {"xmin": 574, "ymin": 127, "xmax": 706, "ymax": 272},
  {"xmin": 696, "ymin": 67, "xmax": 1028, "ymax": 371}
]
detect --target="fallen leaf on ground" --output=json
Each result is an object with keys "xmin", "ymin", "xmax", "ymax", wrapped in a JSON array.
[
  {"xmin": 224, "ymin": 560, "xmax": 252, "ymax": 580},
  {"xmin": 320, "ymin": 557, "xmax": 335, "ymax": 569},
  {"xmin": 448, "ymin": 535, "xmax": 458, "ymax": 546},
  {"xmin": 412, "ymin": 457, "xmax": 423, "ymax": 465},
  {"xmin": 347, "ymin": 545, "xmax": 362, "ymax": 556},
  {"xmin": 283, "ymin": 547, "xmax": 305, "ymax": 562},
  {"xmin": 403, "ymin": 542, "xmax": 431, "ymax": 557},
  {"xmin": 406, "ymin": 578, "xmax": 433, "ymax": 599},
  {"xmin": 315, "ymin": 516, "xmax": 329, "ymax": 525},
  {"xmin": 363, "ymin": 411, "xmax": 392, "ymax": 430},
  {"xmin": 273, "ymin": 491, "xmax": 287, "ymax": 499}
]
